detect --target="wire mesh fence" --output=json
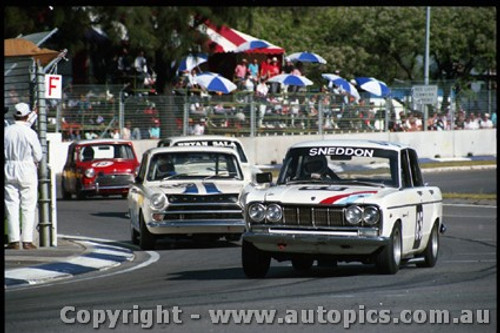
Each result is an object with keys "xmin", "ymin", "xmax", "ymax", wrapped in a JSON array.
[{"xmin": 5, "ymin": 80, "xmax": 496, "ymax": 140}]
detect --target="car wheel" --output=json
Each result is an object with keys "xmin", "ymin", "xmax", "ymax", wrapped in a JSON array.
[
  {"xmin": 242, "ymin": 240, "xmax": 270, "ymax": 278},
  {"xmin": 292, "ymin": 257, "xmax": 314, "ymax": 272},
  {"xmin": 139, "ymin": 213, "xmax": 156, "ymax": 250},
  {"xmin": 76, "ymin": 183, "xmax": 87, "ymax": 200},
  {"xmin": 376, "ymin": 223, "xmax": 402, "ymax": 274},
  {"xmin": 61, "ymin": 179, "xmax": 72, "ymax": 200},
  {"xmin": 416, "ymin": 222, "xmax": 439, "ymax": 268},
  {"xmin": 130, "ymin": 211, "xmax": 140, "ymax": 245}
]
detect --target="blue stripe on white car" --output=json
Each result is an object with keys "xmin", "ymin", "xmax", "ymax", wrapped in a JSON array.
[{"xmin": 182, "ymin": 182, "xmax": 221, "ymax": 194}]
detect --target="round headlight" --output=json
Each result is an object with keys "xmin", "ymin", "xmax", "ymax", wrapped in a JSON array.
[
  {"xmin": 84, "ymin": 168, "xmax": 95, "ymax": 178},
  {"xmin": 345, "ymin": 205, "xmax": 363, "ymax": 225},
  {"xmin": 150, "ymin": 193, "xmax": 167, "ymax": 210},
  {"xmin": 363, "ymin": 206, "xmax": 380, "ymax": 225},
  {"xmin": 266, "ymin": 204, "xmax": 283, "ymax": 223},
  {"xmin": 248, "ymin": 203, "xmax": 266, "ymax": 223}
]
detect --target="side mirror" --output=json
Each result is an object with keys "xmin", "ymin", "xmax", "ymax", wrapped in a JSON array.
[{"xmin": 256, "ymin": 172, "xmax": 272, "ymax": 184}]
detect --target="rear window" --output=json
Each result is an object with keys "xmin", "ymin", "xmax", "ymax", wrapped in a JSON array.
[{"xmin": 79, "ymin": 144, "xmax": 135, "ymax": 161}]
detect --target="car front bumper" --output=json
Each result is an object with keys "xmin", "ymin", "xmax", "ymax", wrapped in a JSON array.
[
  {"xmin": 146, "ymin": 219, "xmax": 245, "ymax": 235},
  {"xmin": 243, "ymin": 228, "xmax": 390, "ymax": 255}
]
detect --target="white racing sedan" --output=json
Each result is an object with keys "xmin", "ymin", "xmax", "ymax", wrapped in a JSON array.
[
  {"xmin": 240, "ymin": 139, "xmax": 445, "ymax": 277},
  {"xmin": 128, "ymin": 146, "xmax": 246, "ymax": 250}
]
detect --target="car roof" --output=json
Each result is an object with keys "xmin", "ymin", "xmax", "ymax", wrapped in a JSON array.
[
  {"xmin": 159, "ymin": 135, "xmax": 243, "ymax": 144},
  {"xmin": 146, "ymin": 145, "xmax": 241, "ymax": 156},
  {"xmin": 74, "ymin": 139, "xmax": 134, "ymax": 145},
  {"xmin": 289, "ymin": 139, "xmax": 410, "ymax": 152}
]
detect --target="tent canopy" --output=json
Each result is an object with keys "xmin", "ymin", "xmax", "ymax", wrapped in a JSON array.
[
  {"xmin": 199, "ymin": 19, "xmax": 284, "ymax": 55},
  {"xmin": 4, "ymin": 38, "xmax": 60, "ymax": 66}
]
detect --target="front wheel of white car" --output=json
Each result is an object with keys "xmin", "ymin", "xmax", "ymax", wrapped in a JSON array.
[
  {"xmin": 376, "ymin": 223, "xmax": 402, "ymax": 274},
  {"xmin": 242, "ymin": 240, "xmax": 270, "ymax": 278},
  {"xmin": 416, "ymin": 222, "xmax": 439, "ymax": 268},
  {"xmin": 139, "ymin": 213, "xmax": 156, "ymax": 250},
  {"xmin": 130, "ymin": 211, "xmax": 140, "ymax": 245}
]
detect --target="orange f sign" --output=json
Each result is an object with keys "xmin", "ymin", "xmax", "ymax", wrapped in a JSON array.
[{"xmin": 45, "ymin": 74, "xmax": 62, "ymax": 99}]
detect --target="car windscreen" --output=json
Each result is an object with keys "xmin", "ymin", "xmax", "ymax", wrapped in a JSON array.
[
  {"xmin": 146, "ymin": 151, "xmax": 243, "ymax": 181},
  {"xmin": 79, "ymin": 144, "xmax": 135, "ymax": 161},
  {"xmin": 277, "ymin": 146, "xmax": 399, "ymax": 187}
]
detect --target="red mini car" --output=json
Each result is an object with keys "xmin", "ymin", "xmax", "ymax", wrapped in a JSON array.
[{"xmin": 62, "ymin": 139, "xmax": 140, "ymax": 199}]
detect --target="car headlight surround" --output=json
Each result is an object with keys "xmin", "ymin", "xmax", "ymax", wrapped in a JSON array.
[
  {"xmin": 266, "ymin": 204, "xmax": 283, "ymax": 223},
  {"xmin": 345, "ymin": 205, "xmax": 363, "ymax": 225},
  {"xmin": 363, "ymin": 206, "xmax": 380, "ymax": 225},
  {"xmin": 84, "ymin": 168, "xmax": 95, "ymax": 178},
  {"xmin": 150, "ymin": 193, "xmax": 167, "ymax": 210},
  {"xmin": 248, "ymin": 203, "xmax": 266, "ymax": 223}
]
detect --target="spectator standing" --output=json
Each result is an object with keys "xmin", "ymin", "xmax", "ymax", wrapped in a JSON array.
[
  {"xmin": 260, "ymin": 57, "xmax": 272, "ymax": 80},
  {"xmin": 243, "ymin": 72, "xmax": 255, "ymax": 92},
  {"xmin": 268, "ymin": 57, "xmax": 281, "ymax": 94},
  {"xmin": 149, "ymin": 119, "xmax": 161, "ymax": 139},
  {"xmin": 4, "ymin": 103, "xmax": 43, "ymax": 250},
  {"xmin": 491, "ymin": 112, "xmax": 497, "ymax": 127},
  {"xmin": 248, "ymin": 58, "xmax": 259, "ymax": 80},
  {"xmin": 255, "ymin": 78, "xmax": 269, "ymax": 128},
  {"xmin": 122, "ymin": 121, "xmax": 132, "ymax": 140},
  {"xmin": 134, "ymin": 50, "xmax": 148, "ymax": 90},
  {"xmin": 282, "ymin": 57, "xmax": 294, "ymax": 74},
  {"xmin": 234, "ymin": 58, "xmax": 249, "ymax": 89},
  {"xmin": 116, "ymin": 47, "xmax": 132, "ymax": 83},
  {"xmin": 479, "ymin": 113, "xmax": 493, "ymax": 129},
  {"xmin": 193, "ymin": 118, "xmax": 206, "ymax": 135}
]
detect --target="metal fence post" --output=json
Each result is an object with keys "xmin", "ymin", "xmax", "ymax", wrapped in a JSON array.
[
  {"xmin": 250, "ymin": 94, "xmax": 255, "ymax": 137},
  {"xmin": 35, "ymin": 64, "xmax": 52, "ymax": 247}
]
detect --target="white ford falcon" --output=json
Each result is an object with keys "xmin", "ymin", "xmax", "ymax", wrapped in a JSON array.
[
  {"xmin": 240, "ymin": 139, "xmax": 445, "ymax": 277},
  {"xmin": 128, "ymin": 146, "xmax": 246, "ymax": 250}
]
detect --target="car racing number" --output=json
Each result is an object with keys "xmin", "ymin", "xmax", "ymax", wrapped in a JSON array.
[{"xmin": 412, "ymin": 204, "xmax": 424, "ymax": 249}]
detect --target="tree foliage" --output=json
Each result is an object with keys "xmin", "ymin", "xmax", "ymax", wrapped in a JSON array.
[{"xmin": 4, "ymin": 6, "xmax": 496, "ymax": 94}]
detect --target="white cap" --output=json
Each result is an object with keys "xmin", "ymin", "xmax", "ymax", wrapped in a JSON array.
[{"xmin": 14, "ymin": 103, "xmax": 31, "ymax": 117}]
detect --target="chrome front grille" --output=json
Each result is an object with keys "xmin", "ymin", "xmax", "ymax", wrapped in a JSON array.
[
  {"xmin": 164, "ymin": 202, "xmax": 242, "ymax": 221},
  {"xmin": 282, "ymin": 205, "xmax": 345, "ymax": 227},
  {"xmin": 96, "ymin": 174, "xmax": 134, "ymax": 187}
]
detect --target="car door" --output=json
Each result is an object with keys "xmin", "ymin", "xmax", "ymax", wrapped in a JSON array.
[
  {"xmin": 62, "ymin": 144, "xmax": 76, "ymax": 193},
  {"xmin": 408, "ymin": 148, "xmax": 435, "ymax": 251},
  {"xmin": 400, "ymin": 149, "xmax": 425, "ymax": 254},
  {"xmin": 128, "ymin": 153, "xmax": 148, "ymax": 227}
]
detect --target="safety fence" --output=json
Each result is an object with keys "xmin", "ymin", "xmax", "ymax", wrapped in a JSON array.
[{"xmin": 34, "ymin": 83, "xmax": 496, "ymax": 142}]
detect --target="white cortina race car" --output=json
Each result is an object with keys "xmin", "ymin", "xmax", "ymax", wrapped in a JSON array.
[
  {"xmin": 128, "ymin": 146, "xmax": 246, "ymax": 250},
  {"xmin": 240, "ymin": 139, "xmax": 445, "ymax": 277}
]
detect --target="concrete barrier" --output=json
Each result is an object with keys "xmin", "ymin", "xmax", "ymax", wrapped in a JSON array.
[{"xmin": 48, "ymin": 130, "xmax": 496, "ymax": 198}]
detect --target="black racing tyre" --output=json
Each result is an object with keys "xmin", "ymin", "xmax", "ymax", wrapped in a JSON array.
[
  {"xmin": 61, "ymin": 179, "xmax": 72, "ymax": 200},
  {"xmin": 376, "ymin": 223, "xmax": 402, "ymax": 274},
  {"xmin": 242, "ymin": 240, "xmax": 271, "ymax": 278},
  {"xmin": 76, "ymin": 183, "xmax": 87, "ymax": 200},
  {"xmin": 130, "ymin": 211, "xmax": 140, "ymax": 245},
  {"xmin": 292, "ymin": 257, "xmax": 314, "ymax": 272},
  {"xmin": 416, "ymin": 222, "xmax": 439, "ymax": 268},
  {"xmin": 139, "ymin": 213, "xmax": 156, "ymax": 250}
]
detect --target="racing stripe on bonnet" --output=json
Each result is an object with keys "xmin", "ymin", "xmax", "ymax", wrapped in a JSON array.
[
  {"xmin": 203, "ymin": 182, "xmax": 221, "ymax": 193},
  {"xmin": 183, "ymin": 183, "xmax": 198, "ymax": 193}
]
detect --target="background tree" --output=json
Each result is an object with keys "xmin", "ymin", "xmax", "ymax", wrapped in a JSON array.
[{"xmin": 4, "ymin": 6, "xmax": 496, "ymax": 101}]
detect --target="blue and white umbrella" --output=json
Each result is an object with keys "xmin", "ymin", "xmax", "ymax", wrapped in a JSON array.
[
  {"xmin": 234, "ymin": 39, "xmax": 272, "ymax": 52},
  {"xmin": 287, "ymin": 51, "xmax": 327, "ymax": 64},
  {"xmin": 267, "ymin": 73, "xmax": 313, "ymax": 86},
  {"xmin": 355, "ymin": 77, "xmax": 391, "ymax": 97},
  {"xmin": 195, "ymin": 72, "xmax": 237, "ymax": 94},
  {"xmin": 322, "ymin": 73, "xmax": 360, "ymax": 100},
  {"xmin": 177, "ymin": 54, "xmax": 208, "ymax": 73}
]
